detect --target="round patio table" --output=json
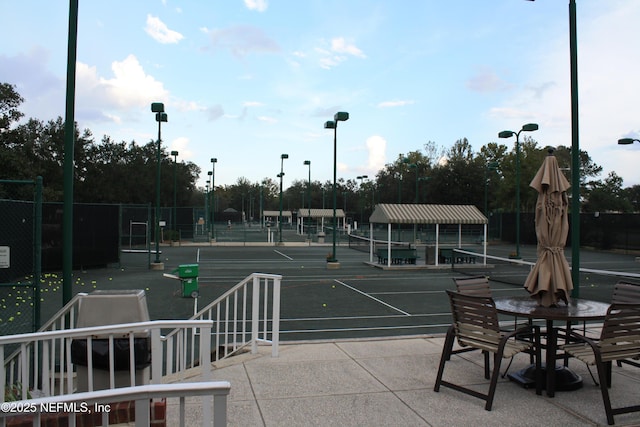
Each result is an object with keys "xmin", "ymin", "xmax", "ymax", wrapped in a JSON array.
[{"xmin": 494, "ymin": 295, "xmax": 610, "ymax": 397}]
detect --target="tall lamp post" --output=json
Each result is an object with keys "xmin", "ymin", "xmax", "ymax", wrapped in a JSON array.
[
  {"xmin": 409, "ymin": 163, "xmax": 419, "ymax": 203},
  {"xmin": 205, "ymin": 180, "xmax": 210, "ymax": 235},
  {"xmin": 278, "ymin": 154, "xmax": 288, "ymax": 243},
  {"xmin": 356, "ymin": 175, "xmax": 368, "ymax": 228},
  {"xmin": 527, "ymin": 0, "xmax": 581, "ymax": 296},
  {"xmin": 324, "ymin": 111, "xmax": 349, "ymax": 264},
  {"xmin": 210, "ymin": 158, "xmax": 217, "ymax": 239},
  {"xmin": 304, "ymin": 160, "xmax": 311, "ymax": 242},
  {"xmin": 499, "ymin": 123, "xmax": 538, "ymax": 259},
  {"xmin": 151, "ymin": 102, "xmax": 167, "ymax": 268},
  {"xmin": 207, "ymin": 171, "xmax": 212, "ymax": 233},
  {"xmin": 211, "ymin": 157, "xmax": 218, "ymax": 239},
  {"xmin": 171, "ymin": 150, "xmax": 179, "ymax": 235},
  {"xmin": 417, "ymin": 176, "xmax": 430, "ymax": 204},
  {"xmin": 484, "ymin": 161, "xmax": 499, "ymax": 217}
]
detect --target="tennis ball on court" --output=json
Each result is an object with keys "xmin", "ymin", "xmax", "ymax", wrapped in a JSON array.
[
  {"xmin": 146, "ymin": 287, "xmax": 150, "ymax": 291},
  {"xmin": 322, "ymin": 303, "xmax": 327, "ymax": 307},
  {"xmin": 332, "ymin": 285, "xmax": 335, "ymax": 288}
]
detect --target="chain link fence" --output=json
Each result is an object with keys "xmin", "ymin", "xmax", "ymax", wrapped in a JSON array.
[{"xmin": 0, "ymin": 178, "xmax": 42, "ymax": 335}]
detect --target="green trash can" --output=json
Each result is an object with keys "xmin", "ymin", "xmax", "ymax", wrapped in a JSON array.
[
  {"xmin": 172, "ymin": 264, "xmax": 199, "ymax": 298},
  {"xmin": 173, "ymin": 264, "xmax": 198, "ymax": 278},
  {"xmin": 180, "ymin": 277, "xmax": 199, "ymax": 298}
]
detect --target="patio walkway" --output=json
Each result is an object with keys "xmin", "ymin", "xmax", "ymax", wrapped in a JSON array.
[{"xmin": 165, "ymin": 335, "xmax": 640, "ymax": 426}]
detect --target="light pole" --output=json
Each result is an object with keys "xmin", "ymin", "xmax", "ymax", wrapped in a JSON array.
[
  {"xmin": 618, "ymin": 138, "xmax": 640, "ymax": 145},
  {"xmin": 171, "ymin": 150, "xmax": 178, "ymax": 236},
  {"xmin": 409, "ymin": 163, "xmax": 419, "ymax": 203},
  {"xmin": 205, "ymin": 180, "xmax": 210, "ymax": 235},
  {"xmin": 278, "ymin": 154, "xmax": 288, "ymax": 243},
  {"xmin": 151, "ymin": 102, "xmax": 167, "ymax": 267},
  {"xmin": 499, "ymin": 123, "xmax": 538, "ymax": 258},
  {"xmin": 324, "ymin": 111, "xmax": 349, "ymax": 264},
  {"xmin": 210, "ymin": 158, "xmax": 217, "ymax": 239},
  {"xmin": 484, "ymin": 161, "xmax": 499, "ymax": 218},
  {"xmin": 357, "ymin": 175, "xmax": 368, "ymax": 228},
  {"xmin": 397, "ymin": 157, "xmax": 410, "ymax": 203},
  {"xmin": 304, "ymin": 160, "xmax": 311, "ymax": 242},
  {"xmin": 207, "ymin": 171, "xmax": 212, "ymax": 232},
  {"xmin": 528, "ymin": 0, "xmax": 581, "ymax": 296},
  {"xmin": 417, "ymin": 176, "xmax": 430, "ymax": 204}
]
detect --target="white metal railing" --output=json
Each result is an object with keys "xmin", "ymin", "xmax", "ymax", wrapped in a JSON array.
[
  {"xmin": 1, "ymin": 320, "xmax": 214, "ymax": 402},
  {"xmin": 164, "ymin": 273, "xmax": 282, "ymax": 369},
  {"xmin": 0, "ymin": 381, "xmax": 230, "ymax": 427},
  {"xmin": 38, "ymin": 291, "xmax": 88, "ymax": 333}
]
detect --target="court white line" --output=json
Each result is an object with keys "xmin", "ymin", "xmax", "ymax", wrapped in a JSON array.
[
  {"xmin": 197, "ymin": 248, "xmax": 201, "ymax": 262},
  {"xmin": 334, "ymin": 279, "xmax": 411, "ymax": 316},
  {"xmin": 274, "ymin": 250, "xmax": 293, "ymax": 260}
]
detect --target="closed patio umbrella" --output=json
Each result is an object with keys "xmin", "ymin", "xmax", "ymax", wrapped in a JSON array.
[{"xmin": 524, "ymin": 148, "xmax": 573, "ymax": 307}]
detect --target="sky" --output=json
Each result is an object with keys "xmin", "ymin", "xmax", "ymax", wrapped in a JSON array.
[{"xmin": 1, "ymin": 0, "xmax": 639, "ymax": 190}]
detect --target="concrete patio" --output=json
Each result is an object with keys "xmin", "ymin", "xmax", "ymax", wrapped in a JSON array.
[{"xmin": 165, "ymin": 335, "xmax": 640, "ymax": 426}]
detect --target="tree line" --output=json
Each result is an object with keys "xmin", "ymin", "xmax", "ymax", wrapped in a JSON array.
[{"xmin": 1, "ymin": 82, "xmax": 638, "ymax": 222}]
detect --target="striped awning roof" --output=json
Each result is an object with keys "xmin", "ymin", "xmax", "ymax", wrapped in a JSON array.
[
  {"xmin": 369, "ymin": 204, "xmax": 487, "ymax": 225},
  {"xmin": 296, "ymin": 208, "xmax": 345, "ymax": 218},
  {"xmin": 263, "ymin": 210, "xmax": 292, "ymax": 217}
]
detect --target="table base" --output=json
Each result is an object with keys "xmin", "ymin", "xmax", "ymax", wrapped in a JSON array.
[{"xmin": 507, "ymin": 363, "xmax": 583, "ymax": 392}]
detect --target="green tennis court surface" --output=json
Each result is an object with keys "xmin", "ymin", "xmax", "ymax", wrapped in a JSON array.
[{"xmin": 34, "ymin": 244, "xmax": 640, "ymax": 341}]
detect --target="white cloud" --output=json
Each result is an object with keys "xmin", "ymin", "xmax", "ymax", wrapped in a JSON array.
[
  {"xmin": 172, "ymin": 99, "xmax": 204, "ymax": 112},
  {"xmin": 243, "ymin": 101, "xmax": 263, "ymax": 107},
  {"xmin": 258, "ymin": 115, "xmax": 277, "ymax": 124},
  {"xmin": 75, "ymin": 55, "xmax": 169, "ymax": 120},
  {"xmin": 366, "ymin": 135, "xmax": 387, "ymax": 171},
  {"xmin": 466, "ymin": 68, "xmax": 511, "ymax": 92},
  {"xmin": 207, "ymin": 105, "xmax": 225, "ymax": 121},
  {"xmin": 313, "ymin": 37, "xmax": 366, "ymax": 69},
  {"xmin": 171, "ymin": 136, "xmax": 193, "ymax": 160},
  {"xmin": 331, "ymin": 37, "xmax": 366, "ymax": 58},
  {"xmin": 244, "ymin": 0, "xmax": 268, "ymax": 12},
  {"xmin": 377, "ymin": 100, "xmax": 414, "ymax": 108},
  {"xmin": 206, "ymin": 25, "xmax": 280, "ymax": 57},
  {"xmin": 101, "ymin": 55, "xmax": 169, "ymax": 107},
  {"xmin": 145, "ymin": 15, "xmax": 184, "ymax": 44}
]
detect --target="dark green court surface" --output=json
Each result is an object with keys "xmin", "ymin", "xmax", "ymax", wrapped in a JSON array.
[{"xmin": 33, "ymin": 244, "xmax": 640, "ymax": 342}]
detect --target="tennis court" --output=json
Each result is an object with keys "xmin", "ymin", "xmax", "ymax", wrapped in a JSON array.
[
  {"xmin": 28, "ymin": 241, "xmax": 639, "ymax": 341},
  {"xmin": 88, "ymin": 242, "xmax": 638, "ymax": 342}
]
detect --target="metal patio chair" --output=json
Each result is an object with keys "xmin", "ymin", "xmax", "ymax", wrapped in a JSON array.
[
  {"xmin": 434, "ymin": 290, "xmax": 542, "ymax": 411},
  {"xmin": 561, "ymin": 303, "xmax": 640, "ymax": 425}
]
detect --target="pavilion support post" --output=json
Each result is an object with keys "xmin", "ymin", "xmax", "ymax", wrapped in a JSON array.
[
  {"xmin": 387, "ymin": 223, "xmax": 392, "ymax": 267},
  {"xmin": 369, "ymin": 222, "xmax": 374, "ymax": 263},
  {"xmin": 483, "ymin": 224, "xmax": 488, "ymax": 265},
  {"xmin": 435, "ymin": 224, "xmax": 440, "ymax": 266}
]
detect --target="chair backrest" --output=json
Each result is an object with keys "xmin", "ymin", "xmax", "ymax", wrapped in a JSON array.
[
  {"xmin": 446, "ymin": 290, "xmax": 501, "ymax": 351},
  {"xmin": 599, "ymin": 303, "xmax": 640, "ymax": 362},
  {"xmin": 611, "ymin": 280, "xmax": 640, "ymax": 304},
  {"xmin": 452, "ymin": 276, "xmax": 491, "ymax": 297}
]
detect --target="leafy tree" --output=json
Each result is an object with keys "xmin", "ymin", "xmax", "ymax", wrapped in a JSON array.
[
  {"xmin": 623, "ymin": 185, "xmax": 640, "ymax": 213},
  {"xmin": 0, "ymin": 83, "xmax": 24, "ymax": 130},
  {"xmin": 584, "ymin": 172, "xmax": 632, "ymax": 213}
]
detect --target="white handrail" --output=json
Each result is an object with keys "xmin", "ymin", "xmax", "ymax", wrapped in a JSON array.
[
  {"xmin": 0, "ymin": 320, "xmax": 210, "ymax": 345},
  {"xmin": 1, "ymin": 320, "xmax": 214, "ymax": 403},
  {"xmin": 0, "ymin": 381, "xmax": 231, "ymax": 427},
  {"xmin": 163, "ymin": 272, "xmax": 282, "ymax": 364}
]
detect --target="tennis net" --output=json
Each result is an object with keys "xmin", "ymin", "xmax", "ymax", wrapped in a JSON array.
[
  {"xmin": 451, "ymin": 248, "xmax": 640, "ymax": 292},
  {"xmin": 348, "ymin": 233, "xmax": 412, "ymax": 254}
]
